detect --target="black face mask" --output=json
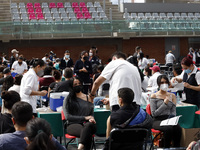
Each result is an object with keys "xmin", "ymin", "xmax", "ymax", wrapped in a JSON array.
[
  {"xmin": 73, "ymin": 85, "xmax": 83, "ymax": 93},
  {"xmin": 83, "ymin": 56, "xmax": 88, "ymax": 61},
  {"xmin": 18, "ymin": 62, "xmax": 22, "ymax": 65}
]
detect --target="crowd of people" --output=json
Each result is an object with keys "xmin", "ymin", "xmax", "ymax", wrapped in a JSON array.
[{"xmin": 0, "ymin": 45, "xmax": 199, "ymax": 150}]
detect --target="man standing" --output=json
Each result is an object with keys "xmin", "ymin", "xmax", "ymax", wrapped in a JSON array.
[
  {"xmin": 90, "ymin": 52, "xmax": 142, "ymax": 110},
  {"xmin": 165, "ymin": 50, "xmax": 176, "ymax": 67},
  {"xmin": 10, "ymin": 49, "xmax": 19, "ymax": 69},
  {"xmin": 11, "ymin": 55, "xmax": 28, "ymax": 74},
  {"xmin": 148, "ymin": 65, "xmax": 161, "ymax": 88},
  {"xmin": 59, "ymin": 50, "xmax": 74, "ymax": 70}
]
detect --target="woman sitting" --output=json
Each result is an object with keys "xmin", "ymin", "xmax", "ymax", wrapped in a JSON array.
[
  {"xmin": 150, "ymin": 74, "xmax": 182, "ymax": 148},
  {"xmin": 63, "ymin": 77, "xmax": 96, "ymax": 150}
]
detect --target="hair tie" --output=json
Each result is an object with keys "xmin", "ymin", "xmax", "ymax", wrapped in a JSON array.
[{"xmin": 37, "ymin": 130, "xmax": 43, "ymax": 134}]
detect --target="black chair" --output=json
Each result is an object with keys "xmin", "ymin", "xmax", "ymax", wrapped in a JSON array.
[{"xmin": 109, "ymin": 128, "xmax": 148, "ymax": 150}]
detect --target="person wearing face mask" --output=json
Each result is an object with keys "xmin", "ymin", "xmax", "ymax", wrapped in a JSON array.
[
  {"xmin": 88, "ymin": 49, "xmax": 100, "ymax": 66},
  {"xmin": 150, "ymin": 75, "xmax": 182, "ymax": 148},
  {"xmin": 11, "ymin": 55, "xmax": 28, "ymax": 75},
  {"xmin": 188, "ymin": 47, "xmax": 197, "ymax": 63},
  {"xmin": 59, "ymin": 50, "xmax": 74, "ymax": 70},
  {"xmin": 74, "ymin": 51, "xmax": 93, "ymax": 94},
  {"xmin": 62, "ymin": 77, "xmax": 96, "ymax": 150},
  {"xmin": 20, "ymin": 59, "xmax": 47, "ymax": 117},
  {"xmin": 172, "ymin": 56, "xmax": 200, "ymax": 107},
  {"xmin": 10, "ymin": 49, "xmax": 19, "ymax": 69}
]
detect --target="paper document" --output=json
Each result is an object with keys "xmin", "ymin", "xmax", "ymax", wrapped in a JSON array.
[{"xmin": 160, "ymin": 115, "xmax": 182, "ymax": 126}]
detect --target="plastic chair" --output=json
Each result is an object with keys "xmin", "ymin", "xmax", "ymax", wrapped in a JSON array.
[
  {"xmin": 66, "ymin": 8, "xmax": 73, "ymax": 13},
  {"xmin": 74, "ymin": 7, "xmax": 81, "ymax": 14},
  {"xmin": 87, "ymin": 2, "xmax": 93, "ymax": 7},
  {"xmin": 19, "ymin": 2, "xmax": 25, "ymax": 8},
  {"xmin": 53, "ymin": 13, "xmax": 60, "ymax": 19},
  {"xmin": 51, "ymin": 8, "xmax": 58, "ymax": 14},
  {"xmin": 49, "ymin": 2, "xmax": 56, "ymax": 8},
  {"xmin": 43, "ymin": 8, "xmax": 50, "ymax": 14},
  {"xmin": 27, "ymin": 3, "xmax": 33, "ymax": 8},
  {"xmin": 28, "ymin": 8, "xmax": 34, "ymax": 14},
  {"xmin": 77, "ymin": 12, "xmax": 83, "ymax": 19},
  {"xmin": 11, "ymin": 8, "xmax": 19, "ymax": 14},
  {"xmin": 29, "ymin": 14, "xmax": 36, "ymax": 20},
  {"xmin": 21, "ymin": 13, "xmax": 28, "ymax": 20},
  {"xmin": 37, "ymin": 13, "xmax": 44, "ymax": 20},
  {"xmin": 84, "ymin": 12, "xmax": 92, "ymax": 19},
  {"xmin": 64, "ymin": 2, "xmax": 71, "ymax": 8},
  {"xmin": 45, "ymin": 13, "xmax": 52, "ymax": 19},
  {"xmin": 109, "ymin": 128, "xmax": 148, "ymax": 150},
  {"xmin": 82, "ymin": 7, "xmax": 89, "ymax": 13},
  {"xmin": 34, "ymin": 3, "xmax": 41, "ymax": 8},
  {"xmin": 35, "ymin": 8, "xmax": 42, "ymax": 14},
  {"xmin": 12, "ymin": 14, "xmax": 20, "ymax": 20},
  {"xmin": 11, "ymin": 3, "xmax": 18, "ymax": 9},
  {"xmin": 42, "ymin": 2, "xmax": 48, "ymax": 8},
  {"xmin": 61, "ymin": 13, "xmax": 68, "ymax": 19},
  {"xmin": 61, "ymin": 110, "xmax": 96, "ymax": 149},
  {"xmin": 57, "ymin": 2, "xmax": 64, "ymax": 8},
  {"xmin": 72, "ymin": 2, "xmax": 78, "ymax": 8},
  {"xmin": 146, "ymin": 104, "xmax": 163, "ymax": 149},
  {"xmin": 79, "ymin": 2, "xmax": 86, "ymax": 8},
  {"xmin": 59, "ymin": 8, "xmax": 65, "ymax": 14},
  {"xmin": 19, "ymin": 8, "xmax": 27, "ymax": 14},
  {"xmin": 94, "ymin": 2, "xmax": 101, "ymax": 7}
]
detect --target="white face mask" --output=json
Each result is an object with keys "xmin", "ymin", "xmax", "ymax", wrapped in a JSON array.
[
  {"xmin": 15, "ymin": 54, "xmax": 18, "ymax": 58},
  {"xmin": 160, "ymin": 84, "xmax": 168, "ymax": 92},
  {"xmin": 89, "ymin": 52, "xmax": 93, "ymax": 57}
]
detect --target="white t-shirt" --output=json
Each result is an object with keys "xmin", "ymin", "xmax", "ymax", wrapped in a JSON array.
[
  {"xmin": 170, "ymin": 75, "xmax": 184, "ymax": 91},
  {"xmin": 142, "ymin": 76, "xmax": 149, "ymax": 92},
  {"xmin": 165, "ymin": 53, "xmax": 175, "ymax": 64},
  {"xmin": 179, "ymin": 65, "xmax": 200, "ymax": 85},
  {"xmin": 8, "ymin": 85, "xmax": 20, "ymax": 94},
  {"xmin": 11, "ymin": 61, "xmax": 27, "ymax": 74},
  {"xmin": 138, "ymin": 57, "xmax": 149, "ymax": 70},
  {"xmin": 42, "ymin": 57, "xmax": 49, "ymax": 64},
  {"xmin": 100, "ymin": 59, "xmax": 142, "ymax": 106},
  {"xmin": 20, "ymin": 68, "xmax": 39, "ymax": 113},
  {"xmin": 148, "ymin": 72, "xmax": 162, "ymax": 88}
]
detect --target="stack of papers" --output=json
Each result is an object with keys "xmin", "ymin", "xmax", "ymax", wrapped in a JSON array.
[{"xmin": 160, "ymin": 115, "xmax": 182, "ymax": 126}]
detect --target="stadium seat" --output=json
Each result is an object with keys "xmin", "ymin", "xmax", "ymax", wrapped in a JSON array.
[
  {"xmin": 57, "ymin": 2, "xmax": 64, "ymax": 8},
  {"xmin": 27, "ymin": 3, "xmax": 33, "ymax": 8},
  {"xmin": 35, "ymin": 8, "xmax": 42, "ymax": 14},
  {"xmin": 69, "ymin": 13, "xmax": 76, "ymax": 19},
  {"xmin": 63, "ymin": 18, "xmax": 70, "ymax": 22},
  {"xmin": 61, "ymin": 13, "xmax": 68, "ymax": 19},
  {"xmin": 152, "ymin": 13, "xmax": 159, "ymax": 19},
  {"xmin": 82, "ymin": 7, "xmax": 89, "ymax": 13},
  {"xmin": 38, "ymin": 19, "xmax": 46, "ymax": 23},
  {"xmin": 92, "ymin": 12, "xmax": 99, "ymax": 19},
  {"xmin": 174, "ymin": 13, "xmax": 180, "ymax": 19},
  {"xmin": 94, "ymin": 1, "xmax": 101, "ymax": 7},
  {"xmin": 53, "ymin": 13, "xmax": 60, "ymax": 19},
  {"xmin": 131, "ymin": 13, "xmax": 137, "ymax": 19},
  {"xmin": 28, "ymin": 8, "xmax": 34, "ymax": 14},
  {"xmin": 11, "ymin": 3, "xmax": 17, "ymax": 9},
  {"xmin": 181, "ymin": 13, "xmax": 187, "ymax": 19},
  {"xmin": 45, "ymin": 13, "xmax": 52, "ymax": 19},
  {"xmin": 20, "ymin": 8, "xmax": 27, "ymax": 14},
  {"xmin": 74, "ymin": 7, "xmax": 81, "ymax": 13},
  {"xmin": 11, "ymin": 8, "xmax": 18, "ymax": 14},
  {"xmin": 145, "ymin": 13, "xmax": 151, "ymax": 19},
  {"xmin": 21, "ymin": 14, "xmax": 28, "ymax": 20},
  {"xmin": 29, "ymin": 14, "xmax": 36, "ymax": 20},
  {"xmin": 188, "ymin": 13, "xmax": 194, "ymax": 19},
  {"xmin": 138, "ymin": 13, "xmax": 144, "ymax": 19},
  {"xmin": 72, "ymin": 2, "xmax": 79, "ymax": 8},
  {"xmin": 42, "ymin": 3, "xmax": 48, "ymax": 8},
  {"xmin": 100, "ymin": 12, "xmax": 106, "ymax": 18},
  {"xmin": 97, "ymin": 7, "xmax": 104, "ymax": 13},
  {"xmin": 87, "ymin": 2, "xmax": 93, "ymax": 7},
  {"xmin": 84, "ymin": 12, "xmax": 92, "ymax": 19},
  {"xmin": 66, "ymin": 8, "xmax": 73, "ymax": 13},
  {"xmin": 19, "ymin": 3, "xmax": 25, "ymax": 8},
  {"xmin": 89, "ymin": 7, "xmax": 96, "ymax": 13},
  {"xmin": 79, "ymin": 2, "xmax": 86, "ymax": 8},
  {"xmin": 34, "ymin": 3, "xmax": 41, "ymax": 8},
  {"xmin": 51, "ymin": 8, "xmax": 58, "ymax": 14},
  {"xmin": 64, "ymin": 2, "xmax": 71, "ymax": 8},
  {"xmin": 49, "ymin": 3, "xmax": 56, "ymax": 8},
  {"xmin": 77, "ymin": 12, "xmax": 84, "ymax": 19},
  {"xmin": 58, "ymin": 8, "xmax": 65, "ymax": 14},
  {"xmin": 195, "ymin": 13, "xmax": 200, "ymax": 19},
  {"xmin": 37, "ymin": 13, "xmax": 44, "ymax": 20},
  {"xmin": 43, "ymin": 8, "xmax": 50, "ymax": 14},
  {"xmin": 12, "ymin": 14, "xmax": 20, "ymax": 20},
  {"xmin": 21, "ymin": 19, "xmax": 29, "ymax": 24},
  {"xmin": 160, "ymin": 13, "xmax": 166, "ymax": 19},
  {"xmin": 167, "ymin": 13, "xmax": 173, "ymax": 19}
]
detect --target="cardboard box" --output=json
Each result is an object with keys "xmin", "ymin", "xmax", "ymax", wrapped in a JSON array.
[{"xmin": 180, "ymin": 128, "xmax": 200, "ymax": 147}]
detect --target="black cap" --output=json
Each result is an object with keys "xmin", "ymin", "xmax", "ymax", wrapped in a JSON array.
[{"xmin": 3, "ymin": 67, "xmax": 10, "ymax": 74}]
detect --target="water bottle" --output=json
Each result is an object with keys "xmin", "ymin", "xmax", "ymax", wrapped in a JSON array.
[{"xmin": 176, "ymin": 92, "xmax": 180, "ymax": 105}]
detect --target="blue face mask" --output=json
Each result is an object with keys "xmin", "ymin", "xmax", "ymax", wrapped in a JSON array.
[
  {"xmin": 184, "ymin": 69, "xmax": 192, "ymax": 74},
  {"xmin": 65, "ymin": 55, "xmax": 70, "ymax": 59}
]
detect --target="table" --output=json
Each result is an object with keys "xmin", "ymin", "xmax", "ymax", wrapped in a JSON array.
[
  {"xmin": 141, "ymin": 103, "xmax": 200, "ymax": 129},
  {"xmin": 37, "ymin": 107, "xmax": 111, "ymax": 137}
]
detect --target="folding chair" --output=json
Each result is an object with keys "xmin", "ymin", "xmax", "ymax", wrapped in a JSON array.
[
  {"xmin": 146, "ymin": 104, "xmax": 163, "ymax": 149},
  {"xmin": 109, "ymin": 128, "xmax": 148, "ymax": 150},
  {"xmin": 61, "ymin": 110, "xmax": 96, "ymax": 149}
]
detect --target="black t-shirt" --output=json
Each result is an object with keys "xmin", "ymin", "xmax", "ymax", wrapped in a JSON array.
[
  {"xmin": 0, "ymin": 113, "xmax": 15, "ymax": 134},
  {"xmin": 54, "ymin": 80, "xmax": 73, "ymax": 92}
]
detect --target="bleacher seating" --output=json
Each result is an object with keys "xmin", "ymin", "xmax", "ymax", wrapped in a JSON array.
[{"xmin": 11, "ymin": 2, "xmax": 109, "ymax": 24}]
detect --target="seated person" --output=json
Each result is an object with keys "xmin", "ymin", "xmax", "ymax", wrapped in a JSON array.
[
  {"xmin": 0, "ymin": 101, "xmax": 66, "ymax": 150},
  {"xmin": 8, "ymin": 74, "xmax": 23, "ymax": 94},
  {"xmin": 63, "ymin": 77, "xmax": 96, "ymax": 150},
  {"xmin": 54, "ymin": 68, "xmax": 73, "ymax": 92},
  {"xmin": 25, "ymin": 118, "xmax": 65, "ymax": 150},
  {"xmin": 103, "ymin": 87, "xmax": 153, "ymax": 150},
  {"xmin": 150, "ymin": 74, "xmax": 182, "ymax": 148},
  {"xmin": 39, "ymin": 66, "xmax": 55, "ymax": 89},
  {"xmin": 0, "ymin": 91, "xmax": 20, "ymax": 134}
]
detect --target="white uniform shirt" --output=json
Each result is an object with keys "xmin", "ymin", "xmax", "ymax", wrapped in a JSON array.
[
  {"xmin": 100, "ymin": 59, "xmax": 142, "ymax": 106},
  {"xmin": 20, "ymin": 68, "xmax": 39, "ymax": 113},
  {"xmin": 11, "ymin": 61, "xmax": 27, "ymax": 74},
  {"xmin": 8, "ymin": 85, "xmax": 20, "ymax": 94},
  {"xmin": 148, "ymin": 72, "xmax": 162, "ymax": 88},
  {"xmin": 165, "ymin": 53, "xmax": 175, "ymax": 64},
  {"xmin": 179, "ymin": 65, "xmax": 200, "ymax": 85},
  {"xmin": 138, "ymin": 57, "xmax": 149, "ymax": 70}
]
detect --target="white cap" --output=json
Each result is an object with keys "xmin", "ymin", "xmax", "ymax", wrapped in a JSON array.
[{"xmin": 11, "ymin": 49, "xmax": 19, "ymax": 53}]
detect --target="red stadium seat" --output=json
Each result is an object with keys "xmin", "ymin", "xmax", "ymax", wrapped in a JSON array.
[
  {"xmin": 79, "ymin": 2, "xmax": 86, "ymax": 8},
  {"xmin": 84, "ymin": 12, "xmax": 92, "ymax": 19},
  {"xmin": 72, "ymin": 2, "xmax": 79, "ymax": 8},
  {"xmin": 57, "ymin": 2, "xmax": 64, "ymax": 8},
  {"xmin": 37, "ymin": 13, "xmax": 44, "ymax": 20},
  {"xmin": 49, "ymin": 2, "xmax": 56, "ymax": 8},
  {"xmin": 82, "ymin": 7, "xmax": 89, "ymax": 13},
  {"xmin": 27, "ymin": 3, "xmax": 33, "ymax": 8},
  {"xmin": 77, "ymin": 12, "xmax": 84, "ymax": 19},
  {"xmin": 29, "ymin": 13, "xmax": 36, "ymax": 20},
  {"xmin": 35, "ymin": 8, "xmax": 42, "ymax": 14},
  {"xmin": 34, "ymin": 3, "xmax": 41, "ymax": 8},
  {"xmin": 28, "ymin": 8, "xmax": 34, "ymax": 14},
  {"xmin": 74, "ymin": 7, "xmax": 81, "ymax": 14}
]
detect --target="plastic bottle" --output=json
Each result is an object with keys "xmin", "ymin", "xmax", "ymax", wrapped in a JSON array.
[{"xmin": 176, "ymin": 92, "xmax": 180, "ymax": 105}]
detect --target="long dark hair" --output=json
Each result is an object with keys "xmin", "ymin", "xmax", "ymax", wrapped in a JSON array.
[
  {"xmin": 2, "ymin": 75, "xmax": 14, "ymax": 91},
  {"xmin": 25, "ymin": 118, "xmax": 56, "ymax": 150},
  {"xmin": 66, "ymin": 77, "xmax": 83, "ymax": 115}
]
